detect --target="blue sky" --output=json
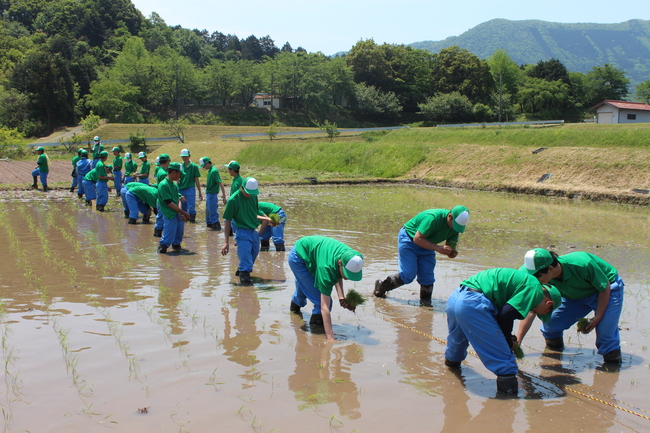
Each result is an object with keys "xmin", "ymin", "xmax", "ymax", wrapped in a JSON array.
[{"xmin": 130, "ymin": 0, "xmax": 647, "ymax": 55}]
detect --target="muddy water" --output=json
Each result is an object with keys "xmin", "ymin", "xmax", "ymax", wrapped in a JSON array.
[{"xmin": 1, "ymin": 185, "xmax": 649, "ymax": 433}]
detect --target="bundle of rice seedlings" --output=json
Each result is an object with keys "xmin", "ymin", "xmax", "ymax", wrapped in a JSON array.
[
  {"xmin": 269, "ymin": 213, "xmax": 281, "ymax": 225},
  {"xmin": 577, "ymin": 317, "xmax": 591, "ymax": 333},
  {"xmin": 345, "ymin": 289, "xmax": 366, "ymax": 308},
  {"xmin": 513, "ymin": 345, "xmax": 525, "ymax": 360}
]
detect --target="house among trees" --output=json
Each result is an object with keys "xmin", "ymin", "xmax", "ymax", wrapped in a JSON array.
[
  {"xmin": 590, "ymin": 100, "xmax": 650, "ymax": 124},
  {"xmin": 253, "ymin": 94, "xmax": 302, "ymax": 110}
]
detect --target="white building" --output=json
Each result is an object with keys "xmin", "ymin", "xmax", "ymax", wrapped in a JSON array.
[
  {"xmin": 590, "ymin": 100, "xmax": 650, "ymax": 124},
  {"xmin": 253, "ymin": 94, "xmax": 280, "ymax": 109}
]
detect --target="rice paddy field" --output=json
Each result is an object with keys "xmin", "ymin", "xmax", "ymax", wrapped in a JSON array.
[{"xmin": 1, "ymin": 184, "xmax": 649, "ymax": 432}]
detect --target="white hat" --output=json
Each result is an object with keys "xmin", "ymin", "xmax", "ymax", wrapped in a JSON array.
[
  {"xmin": 138, "ymin": 151, "xmax": 146, "ymax": 158},
  {"xmin": 180, "ymin": 149, "xmax": 190, "ymax": 157},
  {"xmin": 125, "ymin": 152, "xmax": 132, "ymax": 160}
]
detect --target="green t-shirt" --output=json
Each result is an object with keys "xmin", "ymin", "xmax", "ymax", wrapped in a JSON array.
[
  {"xmin": 112, "ymin": 155, "xmax": 123, "ymax": 170},
  {"xmin": 258, "ymin": 202, "xmax": 281, "ymax": 215},
  {"xmin": 125, "ymin": 160, "xmax": 138, "ymax": 176},
  {"xmin": 139, "ymin": 160, "xmax": 151, "ymax": 178},
  {"xmin": 206, "ymin": 166, "xmax": 223, "ymax": 194},
  {"xmin": 37, "ymin": 154, "xmax": 49, "ymax": 173},
  {"xmin": 229, "ymin": 174, "xmax": 243, "ymax": 197},
  {"xmin": 403, "ymin": 209, "xmax": 459, "ymax": 249},
  {"xmin": 126, "ymin": 182, "xmax": 158, "ymax": 208},
  {"xmin": 154, "ymin": 166, "xmax": 168, "ymax": 184},
  {"xmin": 84, "ymin": 168, "xmax": 99, "ymax": 182},
  {"xmin": 462, "ymin": 268, "xmax": 545, "ymax": 318},
  {"xmin": 72, "ymin": 155, "xmax": 80, "ymax": 168},
  {"xmin": 178, "ymin": 162, "xmax": 200, "ymax": 189},
  {"xmin": 551, "ymin": 252, "xmax": 617, "ymax": 300},
  {"xmin": 95, "ymin": 160, "xmax": 108, "ymax": 182},
  {"xmin": 294, "ymin": 236, "xmax": 362, "ymax": 296},
  {"xmin": 157, "ymin": 177, "xmax": 180, "ymax": 219},
  {"xmin": 92, "ymin": 143, "xmax": 104, "ymax": 159},
  {"xmin": 222, "ymin": 189, "xmax": 260, "ymax": 229}
]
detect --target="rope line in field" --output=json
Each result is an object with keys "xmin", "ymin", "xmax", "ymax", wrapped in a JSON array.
[{"xmin": 377, "ymin": 312, "xmax": 650, "ymax": 422}]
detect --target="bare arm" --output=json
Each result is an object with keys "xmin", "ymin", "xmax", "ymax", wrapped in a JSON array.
[
  {"xmin": 585, "ymin": 283, "xmax": 611, "ymax": 333},
  {"xmin": 221, "ymin": 220, "xmax": 231, "ymax": 256},
  {"xmin": 220, "ymin": 183, "xmax": 227, "ymax": 204},
  {"xmin": 413, "ymin": 231, "xmax": 453, "ymax": 256},
  {"xmin": 321, "ymin": 293, "xmax": 335, "ymax": 341},
  {"xmin": 167, "ymin": 202, "xmax": 190, "ymax": 221},
  {"xmin": 195, "ymin": 176, "xmax": 203, "ymax": 201},
  {"xmin": 258, "ymin": 217, "xmax": 270, "ymax": 236},
  {"xmin": 517, "ymin": 311, "xmax": 537, "ymax": 346}
]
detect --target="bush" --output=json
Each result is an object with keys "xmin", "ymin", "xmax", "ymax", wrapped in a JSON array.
[
  {"xmin": 418, "ymin": 92, "xmax": 474, "ymax": 124},
  {"xmin": 129, "ymin": 129, "xmax": 147, "ymax": 152},
  {"xmin": 0, "ymin": 127, "xmax": 26, "ymax": 158}
]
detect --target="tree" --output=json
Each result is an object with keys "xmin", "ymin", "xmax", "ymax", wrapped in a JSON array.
[
  {"xmin": 583, "ymin": 64, "xmax": 630, "ymax": 107},
  {"xmin": 431, "ymin": 46, "xmax": 495, "ymax": 105},
  {"xmin": 525, "ymin": 58, "xmax": 570, "ymax": 83},
  {"xmin": 487, "ymin": 49, "xmax": 523, "ymax": 96},
  {"xmin": 418, "ymin": 92, "xmax": 474, "ymax": 124},
  {"xmin": 635, "ymin": 80, "xmax": 650, "ymax": 104},
  {"xmin": 517, "ymin": 77, "xmax": 574, "ymax": 119},
  {"xmin": 165, "ymin": 119, "xmax": 186, "ymax": 143},
  {"xmin": 315, "ymin": 119, "xmax": 340, "ymax": 142},
  {"xmin": 352, "ymin": 83, "xmax": 402, "ymax": 119}
]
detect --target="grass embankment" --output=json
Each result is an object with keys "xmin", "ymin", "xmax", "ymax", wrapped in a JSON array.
[{"xmin": 19, "ymin": 123, "xmax": 650, "ymax": 203}]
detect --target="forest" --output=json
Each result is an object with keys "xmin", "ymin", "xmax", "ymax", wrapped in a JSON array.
[{"xmin": 0, "ymin": 0, "xmax": 647, "ymax": 140}]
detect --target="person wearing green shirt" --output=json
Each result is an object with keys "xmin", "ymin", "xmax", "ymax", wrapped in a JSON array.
[
  {"xmin": 124, "ymin": 153, "xmax": 137, "ymax": 184},
  {"xmin": 112, "ymin": 147, "xmax": 123, "ymax": 197},
  {"xmin": 257, "ymin": 201, "xmax": 286, "ymax": 251},
  {"xmin": 157, "ymin": 162, "xmax": 190, "ymax": 254},
  {"xmin": 91, "ymin": 136, "xmax": 103, "ymax": 168},
  {"xmin": 225, "ymin": 160, "xmax": 243, "ymax": 235},
  {"xmin": 445, "ymin": 268, "xmax": 561, "ymax": 395},
  {"xmin": 70, "ymin": 148, "xmax": 83, "ymax": 192},
  {"xmin": 288, "ymin": 236, "xmax": 362, "ymax": 339},
  {"xmin": 82, "ymin": 167, "xmax": 99, "ymax": 206},
  {"xmin": 517, "ymin": 248, "xmax": 625, "ymax": 365},
  {"xmin": 76, "ymin": 150, "xmax": 92, "ymax": 200},
  {"xmin": 178, "ymin": 149, "xmax": 203, "ymax": 223},
  {"xmin": 31, "ymin": 146, "xmax": 49, "ymax": 191},
  {"xmin": 374, "ymin": 206, "xmax": 471, "ymax": 306},
  {"xmin": 124, "ymin": 182, "xmax": 158, "ymax": 224},
  {"xmin": 152, "ymin": 154, "xmax": 170, "ymax": 238},
  {"xmin": 199, "ymin": 157, "xmax": 226, "ymax": 230},
  {"xmin": 94, "ymin": 151, "xmax": 114, "ymax": 212},
  {"xmin": 221, "ymin": 177, "xmax": 270, "ymax": 285},
  {"xmin": 135, "ymin": 151, "xmax": 151, "ymax": 185}
]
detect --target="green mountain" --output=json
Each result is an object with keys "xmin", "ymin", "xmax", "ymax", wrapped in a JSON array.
[{"xmin": 410, "ymin": 19, "xmax": 650, "ymax": 85}]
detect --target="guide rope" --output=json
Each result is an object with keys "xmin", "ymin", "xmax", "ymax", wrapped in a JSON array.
[{"xmin": 377, "ymin": 312, "xmax": 650, "ymax": 422}]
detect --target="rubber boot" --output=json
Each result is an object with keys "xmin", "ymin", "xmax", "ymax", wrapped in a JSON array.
[
  {"xmin": 545, "ymin": 337, "xmax": 564, "ymax": 351},
  {"xmin": 496, "ymin": 375, "xmax": 518, "ymax": 395},
  {"xmin": 445, "ymin": 359, "xmax": 461, "ymax": 368},
  {"xmin": 96, "ymin": 204, "xmax": 104, "ymax": 212},
  {"xmin": 77, "ymin": 193, "xmax": 83, "ymax": 199},
  {"xmin": 171, "ymin": 244, "xmax": 181, "ymax": 252},
  {"xmin": 603, "ymin": 349, "xmax": 622, "ymax": 364},
  {"xmin": 32, "ymin": 176, "xmax": 38, "ymax": 189},
  {"xmin": 69, "ymin": 186, "xmax": 75, "ymax": 193},
  {"xmin": 42, "ymin": 185, "xmax": 48, "ymax": 192},
  {"xmin": 275, "ymin": 243, "xmax": 286, "ymax": 252},
  {"xmin": 290, "ymin": 301, "xmax": 302, "ymax": 316},
  {"xmin": 142, "ymin": 214, "xmax": 151, "ymax": 224},
  {"xmin": 153, "ymin": 228, "xmax": 163, "ymax": 238},
  {"xmin": 373, "ymin": 273, "xmax": 404, "ymax": 298},
  {"xmin": 85, "ymin": 200, "xmax": 92, "ymax": 207},
  {"xmin": 189, "ymin": 214, "xmax": 196, "ymax": 223},
  {"xmin": 260, "ymin": 239, "xmax": 270, "ymax": 252},
  {"xmin": 157, "ymin": 244, "xmax": 168, "ymax": 254},
  {"xmin": 420, "ymin": 284, "xmax": 434, "ymax": 307},
  {"xmin": 128, "ymin": 218, "xmax": 137, "ymax": 225},
  {"xmin": 309, "ymin": 313, "xmax": 324, "ymax": 327},
  {"xmin": 213, "ymin": 221, "xmax": 222, "ymax": 231},
  {"xmin": 239, "ymin": 271, "xmax": 252, "ymax": 285},
  {"xmin": 124, "ymin": 210, "xmax": 129, "ymax": 218}
]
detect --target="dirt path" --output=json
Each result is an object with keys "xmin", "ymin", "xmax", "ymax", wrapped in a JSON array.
[{"xmin": 0, "ymin": 161, "xmax": 73, "ymax": 186}]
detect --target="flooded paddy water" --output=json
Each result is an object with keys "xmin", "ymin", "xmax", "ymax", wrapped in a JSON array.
[{"xmin": 1, "ymin": 184, "xmax": 650, "ymax": 432}]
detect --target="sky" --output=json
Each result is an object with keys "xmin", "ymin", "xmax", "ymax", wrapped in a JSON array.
[{"xmin": 130, "ymin": 0, "xmax": 648, "ymax": 55}]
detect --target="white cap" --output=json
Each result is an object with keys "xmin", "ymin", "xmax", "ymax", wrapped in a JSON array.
[
  {"xmin": 345, "ymin": 255, "xmax": 364, "ymax": 273},
  {"xmin": 125, "ymin": 152, "xmax": 132, "ymax": 160},
  {"xmin": 138, "ymin": 151, "xmax": 146, "ymax": 158},
  {"xmin": 180, "ymin": 149, "xmax": 190, "ymax": 157}
]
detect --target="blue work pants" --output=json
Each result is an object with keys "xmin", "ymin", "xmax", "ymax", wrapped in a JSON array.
[
  {"xmin": 397, "ymin": 227, "xmax": 436, "ymax": 286},
  {"xmin": 234, "ymin": 228, "xmax": 259, "ymax": 272},
  {"xmin": 541, "ymin": 276, "xmax": 624, "ymax": 355},
  {"xmin": 160, "ymin": 214, "xmax": 184, "ymax": 247},
  {"xmin": 445, "ymin": 286, "xmax": 518, "ymax": 376},
  {"xmin": 205, "ymin": 193, "xmax": 220, "ymax": 224},
  {"xmin": 289, "ymin": 248, "xmax": 333, "ymax": 316},
  {"xmin": 179, "ymin": 187, "xmax": 196, "ymax": 215},
  {"xmin": 259, "ymin": 209, "xmax": 286, "ymax": 246}
]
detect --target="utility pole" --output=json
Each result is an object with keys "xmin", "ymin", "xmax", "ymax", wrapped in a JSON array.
[{"xmin": 175, "ymin": 65, "xmax": 180, "ymax": 120}]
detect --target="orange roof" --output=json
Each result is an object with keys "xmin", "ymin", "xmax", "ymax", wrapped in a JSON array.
[{"xmin": 590, "ymin": 100, "xmax": 650, "ymax": 111}]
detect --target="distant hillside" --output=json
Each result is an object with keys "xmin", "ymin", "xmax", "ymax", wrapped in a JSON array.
[{"xmin": 410, "ymin": 19, "xmax": 650, "ymax": 85}]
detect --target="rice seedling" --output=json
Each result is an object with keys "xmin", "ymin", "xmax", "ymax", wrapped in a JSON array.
[
  {"xmin": 513, "ymin": 345, "xmax": 525, "ymax": 359},
  {"xmin": 268, "ymin": 213, "xmax": 281, "ymax": 225},
  {"xmin": 577, "ymin": 317, "xmax": 591, "ymax": 334},
  {"xmin": 345, "ymin": 290, "xmax": 366, "ymax": 308}
]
